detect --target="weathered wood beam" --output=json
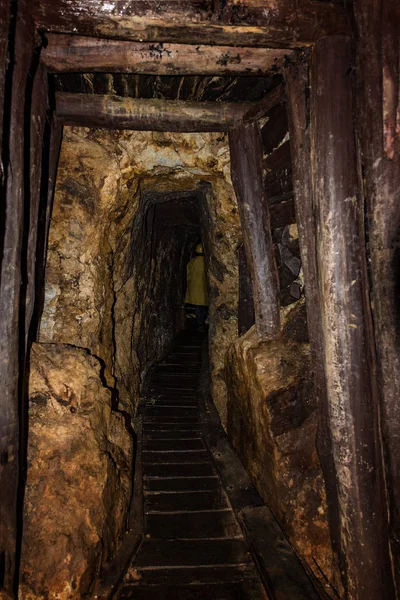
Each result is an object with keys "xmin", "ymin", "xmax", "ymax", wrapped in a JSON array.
[
  {"xmin": 42, "ymin": 34, "xmax": 291, "ymax": 75},
  {"xmin": 25, "ymin": 63, "xmax": 49, "ymax": 338},
  {"xmin": 33, "ymin": 0, "xmax": 350, "ymax": 49},
  {"xmin": 310, "ymin": 35, "xmax": 395, "ymax": 599},
  {"xmin": 284, "ymin": 58, "xmax": 343, "ymax": 594},
  {"xmin": 238, "ymin": 244, "xmax": 255, "ymax": 336},
  {"xmin": 0, "ymin": 1, "xmax": 35, "ymax": 596},
  {"xmin": 354, "ymin": 0, "xmax": 400, "ymax": 588},
  {"xmin": 55, "ymin": 93, "xmax": 252, "ymax": 132},
  {"xmin": 229, "ymin": 122, "xmax": 280, "ymax": 338},
  {"xmin": 260, "ymin": 103, "xmax": 288, "ymax": 154},
  {"xmin": 242, "ymin": 83, "xmax": 284, "ymax": 123},
  {"xmin": 28, "ymin": 115, "xmax": 64, "ymax": 341},
  {"xmin": 0, "ymin": 0, "xmax": 11, "ymax": 173}
]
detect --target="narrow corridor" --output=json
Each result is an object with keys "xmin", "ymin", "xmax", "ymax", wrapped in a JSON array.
[{"xmin": 114, "ymin": 331, "xmax": 268, "ymax": 599}]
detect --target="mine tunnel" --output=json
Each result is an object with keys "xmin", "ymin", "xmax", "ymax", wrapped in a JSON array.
[{"xmin": 1, "ymin": 2, "xmax": 400, "ymax": 600}]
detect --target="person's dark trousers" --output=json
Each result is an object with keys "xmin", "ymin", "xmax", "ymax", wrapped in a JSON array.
[{"xmin": 195, "ymin": 305, "xmax": 208, "ymax": 330}]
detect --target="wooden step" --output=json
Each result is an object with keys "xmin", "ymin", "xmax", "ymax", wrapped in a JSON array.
[
  {"xmin": 145, "ymin": 510, "xmax": 241, "ymax": 539},
  {"xmin": 143, "ymin": 423, "xmax": 201, "ymax": 432},
  {"xmin": 118, "ymin": 580, "xmax": 268, "ymax": 599},
  {"xmin": 144, "ymin": 463, "xmax": 216, "ymax": 478},
  {"xmin": 144, "ymin": 476, "xmax": 219, "ymax": 493},
  {"xmin": 142, "ymin": 450, "xmax": 209, "ymax": 465},
  {"xmin": 123, "ymin": 563, "xmax": 259, "ymax": 587},
  {"xmin": 145, "ymin": 439, "xmax": 205, "ymax": 452},
  {"xmin": 144, "ymin": 490, "xmax": 229, "ymax": 513},
  {"xmin": 146, "ymin": 407, "xmax": 199, "ymax": 418},
  {"xmin": 133, "ymin": 539, "xmax": 253, "ymax": 569}
]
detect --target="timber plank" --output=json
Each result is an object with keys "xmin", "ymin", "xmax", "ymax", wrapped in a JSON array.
[
  {"xmin": 42, "ymin": 35, "xmax": 290, "ymax": 75},
  {"xmin": 133, "ymin": 539, "xmax": 252, "ymax": 568},
  {"xmin": 143, "ymin": 423, "xmax": 201, "ymax": 432},
  {"xmin": 142, "ymin": 451, "xmax": 209, "ymax": 465},
  {"xmin": 145, "ymin": 510, "xmax": 241, "ymax": 539},
  {"xmin": 55, "ymin": 93, "xmax": 252, "ymax": 132},
  {"xmin": 123, "ymin": 564, "xmax": 259, "ymax": 587},
  {"xmin": 144, "ymin": 463, "xmax": 216, "ymax": 478},
  {"xmin": 33, "ymin": 0, "xmax": 350, "ymax": 48},
  {"xmin": 229, "ymin": 122, "xmax": 280, "ymax": 337},
  {"xmin": 241, "ymin": 506, "xmax": 321, "ymax": 600},
  {"xmin": 146, "ymin": 408, "xmax": 199, "ymax": 419},
  {"xmin": 145, "ymin": 400, "xmax": 199, "ymax": 408},
  {"xmin": 144, "ymin": 416, "xmax": 200, "ymax": 423},
  {"xmin": 145, "ymin": 439, "xmax": 205, "ymax": 452},
  {"xmin": 144, "ymin": 490, "xmax": 229, "ymax": 513},
  {"xmin": 144, "ymin": 476, "xmax": 220, "ymax": 493},
  {"xmin": 118, "ymin": 580, "xmax": 268, "ymax": 599}
]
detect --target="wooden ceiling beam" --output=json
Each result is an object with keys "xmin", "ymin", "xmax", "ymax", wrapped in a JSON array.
[
  {"xmin": 55, "ymin": 92, "xmax": 254, "ymax": 132},
  {"xmin": 42, "ymin": 35, "xmax": 291, "ymax": 75},
  {"xmin": 34, "ymin": 0, "xmax": 351, "ymax": 49}
]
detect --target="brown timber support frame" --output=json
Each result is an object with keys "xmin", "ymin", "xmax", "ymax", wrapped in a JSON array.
[
  {"xmin": 308, "ymin": 35, "xmax": 395, "ymax": 599},
  {"xmin": 284, "ymin": 59, "xmax": 343, "ymax": 595},
  {"xmin": 55, "ymin": 93, "xmax": 253, "ymax": 132},
  {"xmin": 33, "ymin": 0, "xmax": 350, "ymax": 48},
  {"xmin": 0, "ymin": 2, "xmax": 35, "ymax": 597},
  {"xmin": 42, "ymin": 35, "xmax": 291, "ymax": 76},
  {"xmin": 354, "ymin": 0, "xmax": 400, "ymax": 589},
  {"xmin": 229, "ymin": 122, "xmax": 280, "ymax": 338}
]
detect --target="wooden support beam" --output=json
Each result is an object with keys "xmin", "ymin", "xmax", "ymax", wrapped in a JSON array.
[
  {"xmin": 238, "ymin": 244, "xmax": 255, "ymax": 336},
  {"xmin": 55, "ymin": 93, "xmax": 252, "ymax": 132},
  {"xmin": 310, "ymin": 35, "xmax": 395, "ymax": 599},
  {"xmin": 28, "ymin": 115, "xmax": 63, "ymax": 341},
  {"xmin": 25, "ymin": 63, "xmax": 49, "ymax": 338},
  {"xmin": 354, "ymin": 0, "xmax": 400, "ymax": 588},
  {"xmin": 0, "ymin": 1, "xmax": 35, "ymax": 596},
  {"xmin": 242, "ymin": 83, "xmax": 285, "ymax": 123},
  {"xmin": 229, "ymin": 122, "xmax": 280, "ymax": 338},
  {"xmin": 0, "ymin": 0, "xmax": 11, "ymax": 172},
  {"xmin": 42, "ymin": 34, "xmax": 291, "ymax": 75},
  {"xmin": 33, "ymin": 0, "xmax": 350, "ymax": 49},
  {"xmin": 284, "ymin": 58, "xmax": 343, "ymax": 595}
]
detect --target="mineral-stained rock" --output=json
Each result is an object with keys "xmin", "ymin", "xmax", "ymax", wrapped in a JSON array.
[
  {"xmin": 39, "ymin": 128, "xmax": 241, "ymax": 423},
  {"xmin": 225, "ymin": 300, "xmax": 336, "ymax": 591},
  {"xmin": 19, "ymin": 342, "xmax": 133, "ymax": 600}
]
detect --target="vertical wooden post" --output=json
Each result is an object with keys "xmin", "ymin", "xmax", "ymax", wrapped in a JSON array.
[
  {"xmin": 0, "ymin": 0, "xmax": 11, "ymax": 164},
  {"xmin": 310, "ymin": 35, "xmax": 395, "ymax": 599},
  {"xmin": 0, "ymin": 1, "xmax": 34, "ymax": 596},
  {"xmin": 28, "ymin": 114, "xmax": 63, "ymax": 340},
  {"xmin": 229, "ymin": 122, "xmax": 280, "ymax": 338},
  {"xmin": 354, "ymin": 0, "xmax": 400, "ymax": 589},
  {"xmin": 237, "ymin": 244, "xmax": 255, "ymax": 335},
  {"xmin": 284, "ymin": 59, "xmax": 343, "ymax": 592},
  {"xmin": 25, "ymin": 63, "xmax": 49, "ymax": 337}
]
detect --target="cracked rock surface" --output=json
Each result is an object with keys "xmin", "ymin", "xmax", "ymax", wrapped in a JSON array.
[{"xmin": 20, "ymin": 342, "xmax": 133, "ymax": 600}]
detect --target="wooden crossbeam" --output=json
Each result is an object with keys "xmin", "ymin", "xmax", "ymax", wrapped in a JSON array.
[
  {"xmin": 55, "ymin": 93, "xmax": 254, "ymax": 132},
  {"xmin": 42, "ymin": 35, "xmax": 291, "ymax": 75},
  {"xmin": 33, "ymin": 0, "xmax": 350, "ymax": 49},
  {"xmin": 243, "ymin": 82, "xmax": 285, "ymax": 122}
]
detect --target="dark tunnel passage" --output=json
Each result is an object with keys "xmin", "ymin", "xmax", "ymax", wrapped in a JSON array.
[{"xmin": 131, "ymin": 191, "xmax": 203, "ymax": 370}]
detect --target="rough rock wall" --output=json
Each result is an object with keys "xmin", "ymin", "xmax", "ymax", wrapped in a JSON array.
[
  {"xmin": 39, "ymin": 127, "xmax": 241, "ymax": 418},
  {"xmin": 20, "ymin": 343, "xmax": 133, "ymax": 600},
  {"xmin": 226, "ymin": 302, "xmax": 334, "ymax": 589}
]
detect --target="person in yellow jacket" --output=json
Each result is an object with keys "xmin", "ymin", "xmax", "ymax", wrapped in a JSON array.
[{"xmin": 185, "ymin": 242, "xmax": 209, "ymax": 332}]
